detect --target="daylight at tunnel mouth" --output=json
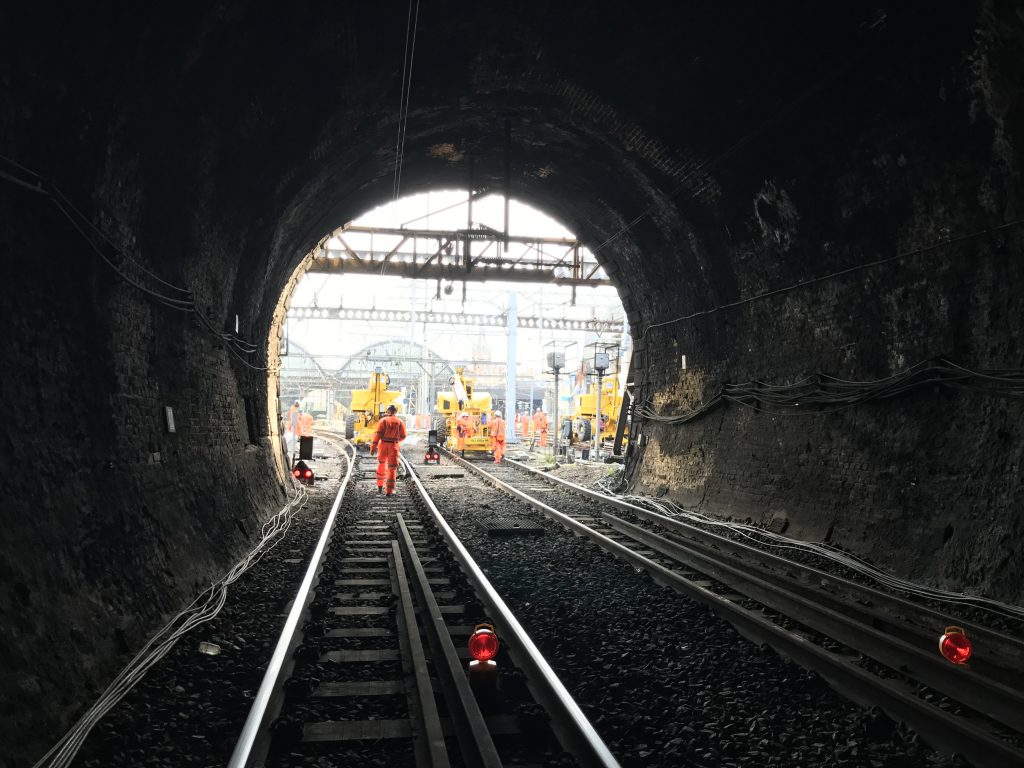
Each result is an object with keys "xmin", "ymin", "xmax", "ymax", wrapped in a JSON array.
[{"xmin": 2, "ymin": 2, "xmax": 1024, "ymax": 767}]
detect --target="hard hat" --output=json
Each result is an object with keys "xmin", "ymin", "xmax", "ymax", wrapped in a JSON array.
[{"xmin": 387, "ymin": 404, "xmax": 398, "ymax": 414}]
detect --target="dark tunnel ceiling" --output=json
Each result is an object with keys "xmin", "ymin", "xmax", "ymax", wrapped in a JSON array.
[{"xmin": 2, "ymin": 1, "xmax": 967, "ymax": 347}]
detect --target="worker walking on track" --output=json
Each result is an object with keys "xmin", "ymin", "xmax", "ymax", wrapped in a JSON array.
[
  {"xmin": 297, "ymin": 409, "xmax": 314, "ymax": 438},
  {"xmin": 533, "ymin": 407, "xmax": 548, "ymax": 447},
  {"xmin": 371, "ymin": 404, "xmax": 406, "ymax": 496},
  {"xmin": 456, "ymin": 411, "xmax": 471, "ymax": 454},
  {"xmin": 490, "ymin": 411, "xmax": 507, "ymax": 463}
]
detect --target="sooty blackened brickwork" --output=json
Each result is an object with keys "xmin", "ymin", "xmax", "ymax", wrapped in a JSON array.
[
  {"xmin": 628, "ymin": 6, "xmax": 1024, "ymax": 606},
  {"xmin": 1, "ymin": 2, "xmax": 1022, "ymax": 764}
]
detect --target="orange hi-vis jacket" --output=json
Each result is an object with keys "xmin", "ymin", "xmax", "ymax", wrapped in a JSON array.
[
  {"xmin": 297, "ymin": 412, "xmax": 314, "ymax": 437},
  {"xmin": 372, "ymin": 414, "xmax": 407, "ymax": 452},
  {"xmin": 533, "ymin": 412, "xmax": 548, "ymax": 431},
  {"xmin": 490, "ymin": 417, "xmax": 506, "ymax": 443}
]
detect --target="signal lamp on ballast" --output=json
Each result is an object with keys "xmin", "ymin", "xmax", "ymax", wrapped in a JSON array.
[
  {"xmin": 292, "ymin": 460, "xmax": 315, "ymax": 486},
  {"xmin": 468, "ymin": 623, "xmax": 499, "ymax": 692},
  {"xmin": 939, "ymin": 626, "xmax": 972, "ymax": 665},
  {"xmin": 469, "ymin": 624, "xmax": 499, "ymax": 661}
]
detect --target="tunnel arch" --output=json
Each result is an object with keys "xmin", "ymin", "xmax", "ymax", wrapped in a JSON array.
[{"xmin": 3, "ymin": 4, "xmax": 1024, "ymax": 761}]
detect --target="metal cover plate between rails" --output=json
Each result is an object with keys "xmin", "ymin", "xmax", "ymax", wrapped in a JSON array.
[{"xmin": 479, "ymin": 517, "xmax": 545, "ymax": 537}]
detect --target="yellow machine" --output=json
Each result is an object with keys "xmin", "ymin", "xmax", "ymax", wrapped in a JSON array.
[
  {"xmin": 345, "ymin": 370, "xmax": 403, "ymax": 446},
  {"xmin": 568, "ymin": 377, "xmax": 628, "ymax": 449},
  {"xmin": 433, "ymin": 367, "xmax": 496, "ymax": 455}
]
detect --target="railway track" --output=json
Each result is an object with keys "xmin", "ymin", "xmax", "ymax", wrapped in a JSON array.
[
  {"xmin": 227, "ymin": 436, "xmax": 618, "ymax": 768},
  {"xmin": 437, "ymin": 448, "xmax": 1024, "ymax": 768}
]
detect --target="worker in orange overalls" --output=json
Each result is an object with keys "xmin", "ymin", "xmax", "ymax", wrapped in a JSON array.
[
  {"xmin": 371, "ymin": 404, "xmax": 406, "ymax": 496},
  {"xmin": 490, "ymin": 411, "xmax": 507, "ymax": 463},
  {"xmin": 297, "ymin": 410, "xmax": 314, "ymax": 438},
  {"xmin": 285, "ymin": 400, "xmax": 300, "ymax": 449},
  {"xmin": 456, "ymin": 412, "xmax": 472, "ymax": 454},
  {"xmin": 532, "ymin": 408, "xmax": 548, "ymax": 447}
]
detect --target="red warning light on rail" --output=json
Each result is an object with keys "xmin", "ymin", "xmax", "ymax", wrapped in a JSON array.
[
  {"xmin": 469, "ymin": 624, "xmax": 499, "ymax": 662},
  {"xmin": 304, "ymin": 469, "xmax": 313, "ymax": 478},
  {"xmin": 292, "ymin": 468, "xmax": 301, "ymax": 478},
  {"xmin": 938, "ymin": 626, "xmax": 972, "ymax": 665}
]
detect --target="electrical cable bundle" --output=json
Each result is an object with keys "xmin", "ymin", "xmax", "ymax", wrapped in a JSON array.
[
  {"xmin": 0, "ymin": 154, "xmax": 265, "ymax": 369},
  {"xmin": 31, "ymin": 480, "xmax": 315, "ymax": 768},
  {"xmin": 608, "ymin": 490, "xmax": 1024, "ymax": 626},
  {"xmin": 636, "ymin": 358, "xmax": 1024, "ymax": 424}
]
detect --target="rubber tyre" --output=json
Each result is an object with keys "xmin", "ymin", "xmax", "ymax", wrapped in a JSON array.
[
  {"xmin": 431, "ymin": 415, "xmax": 448, "ymax": 447},
  {"xmin": 561, "ymin": 418, "xmax": 573, "ymax": 441},
  {"xmin": 577, "ymin": 418, "xmax": 592, "ymax": 442},
  {"xmin": 344, "ymin": 413, "xmax": 356, "ymax": 440}
]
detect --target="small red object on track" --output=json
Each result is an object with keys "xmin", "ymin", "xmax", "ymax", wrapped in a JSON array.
[
  {"xmin": 469, "ymin": 624, "xmax": 499, "ymax": 661},
  {"xmin": 938, "ymin": 626, "xmax": 972, "ymax": 665}
]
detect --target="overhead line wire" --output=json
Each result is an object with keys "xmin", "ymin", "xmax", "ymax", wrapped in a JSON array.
[
  {"xmin": 391, "ymin": 0, "xmax": 415, "ymax": 201},
  {"xmin": 394, "ymin": 0, "xmax": 421, "ymax": 203}
]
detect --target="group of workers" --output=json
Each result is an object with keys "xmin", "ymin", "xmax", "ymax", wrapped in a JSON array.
[
  {"xmin": 454, "ymin": 410, "xmax": 507, "ymax": 462},
  {"xmin": 286, "ymin": 398, "xmax": 550, "ymax": 496}
]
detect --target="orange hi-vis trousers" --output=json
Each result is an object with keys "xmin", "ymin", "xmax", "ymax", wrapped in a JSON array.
[
  {"xmin": 492, "ymin": 437, "xmax": 506, "ymax": 463},
  {"xmin": 376, "ymin": 442, "xmax": 400, "ymax": 494}
]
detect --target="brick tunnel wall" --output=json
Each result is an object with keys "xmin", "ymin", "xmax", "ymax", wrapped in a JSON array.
[
  {"xmin": 1, "ymin": 2, "xmax": 1023, "ymax": 764},
  {"xmin": 0, "ymin": 139, "xmax": 289, "ymax": 763},
  {"xmin": 626, "ymin": 6, "xmax": 1024, "ymax": 606}
]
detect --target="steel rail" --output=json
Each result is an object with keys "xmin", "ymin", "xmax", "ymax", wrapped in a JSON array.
[
  {"xmin": 443, "ymin": 450, "xmax": 1024, "ymax": 767},
  {"xmin": 395, "ymin": 514, "xmax": 503, "ymax": 768},
  {"xmin": 505, "ymin": 458, "xmax": 1024, "ymax": 674},
  {"xmin": 390, "ymin": 538, "xmax": 451, "ymax": 767},
  {"xmin": 227, "ymin": 439, "xmax": 357, "ymax": 768},
  {"xmin": 601, "ymin": 511, "xmax": 1024, "ymax": 733},
  {"xmin": 402, "ymin": 456, "xmax": 622, "ymax": 768}
]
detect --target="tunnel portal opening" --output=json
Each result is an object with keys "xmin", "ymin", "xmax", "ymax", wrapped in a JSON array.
[{"xmin": 267, "ymin": 190, "xmax": 631, "ymax": 478}]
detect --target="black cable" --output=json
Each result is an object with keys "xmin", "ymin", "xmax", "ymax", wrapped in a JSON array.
[
  {"xmin": 1, "ymin": 153, "xmax": 265, "ymax": 367},
  {"xmin": 641, "ymin": 217, "xmax": 1024, "ymax": 340},
  {"xmin": 637, "ymin": 359, "xmax": 1024, "ymax": 425}
]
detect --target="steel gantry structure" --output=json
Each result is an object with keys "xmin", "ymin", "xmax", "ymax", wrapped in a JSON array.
[
  {"xmin": 305, "ymin": 224, "xmax": 612, "ymax": 287},
  {"xmin": 285, "ymin": 306, "xmax": 624, "ymax": 334}
]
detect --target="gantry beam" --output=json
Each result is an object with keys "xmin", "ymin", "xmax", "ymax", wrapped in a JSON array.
[
  {"xmin": 285, "ymin": 306, "xmax": 625, "ymax": 334},
  {"xmin": 305, "ymin": 224, "xmax": 612, "ymax": 287}
]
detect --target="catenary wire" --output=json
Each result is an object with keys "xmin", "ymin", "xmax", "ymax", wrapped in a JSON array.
[
  {"xmin": 393, "ymin": 0, "xmax": 421, "ymax": 203},
  {"xmin": 391, "ymin": 0, "xmax": 415, "ymax": 201}
]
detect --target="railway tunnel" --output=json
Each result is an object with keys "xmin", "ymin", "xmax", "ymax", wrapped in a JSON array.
[{"xmin": 2, "ymin": 2, "xmax": 1024, "ymax": 765}]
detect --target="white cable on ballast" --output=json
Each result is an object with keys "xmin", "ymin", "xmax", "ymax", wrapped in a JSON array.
[
  {"xmin": 27, "ymin": 447, "xmax": 359, "ymax": 768},
  {"xmin": 608, "ymin": 489, "xmax": 1024, "ymax": 625}
]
